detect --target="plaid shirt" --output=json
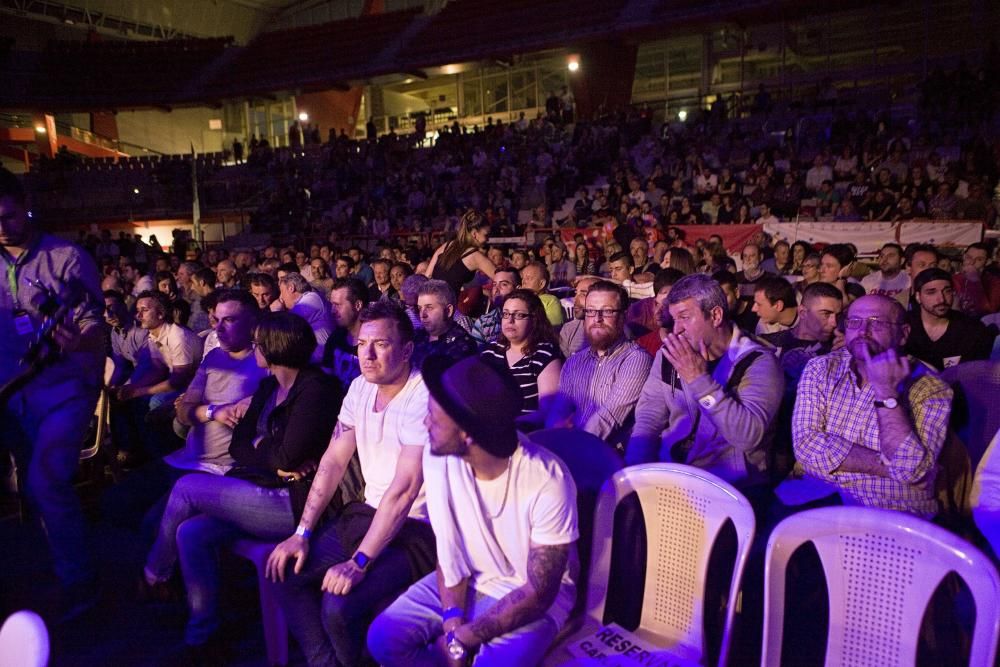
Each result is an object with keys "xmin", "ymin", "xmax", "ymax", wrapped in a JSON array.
[
  {"xmin": 792, "ymin": 348, "xmax": 952, "ymax": 517},
  {"xmin": 471, "ymin": 308, "xmax": 502, "ymax": 346}
]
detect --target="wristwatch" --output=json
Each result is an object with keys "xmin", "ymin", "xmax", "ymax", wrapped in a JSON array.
[
  {"xmin": 205, "ymin": 404, "xmax": 217, "ymax": 422},
  {"xmin": 446, "ymin": 630, "xmax": 467, "ymax": 660},
  {"xmin": 352, "ymin": 551, "xmax": 372, "ymax": 572},
  {"xmin": 874, "ymin": 397, "xmax": 899, "ymax": 409}
]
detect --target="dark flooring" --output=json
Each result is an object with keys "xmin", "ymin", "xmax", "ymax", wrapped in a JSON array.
[{"xmin": 0, "ymin": 467, "xmax": 287, "ymax": 667}]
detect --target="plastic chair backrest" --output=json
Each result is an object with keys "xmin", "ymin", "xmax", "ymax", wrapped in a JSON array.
[
  {"xmin": 971, "ymin": 427, "xmax": 1000, "ymax": 556},
  {"xmin": 762, "ymin": 506, "xmax": 1000, "ymax": 667},
  {"xmin": 586, "ymin": 463, "xmax": 756, "ymax": 665},
  {"xmin": 0, "ymin": 610, "xmax": 49, "ymax": 667}
]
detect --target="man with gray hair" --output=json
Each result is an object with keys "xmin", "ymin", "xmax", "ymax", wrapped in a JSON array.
[
  {"xmin": 627, "ymin": 273, "xmax": 784, "ymax": 499},
  {"xmin": 399, "ymin": 273, "xmax": 427, "ymax": 331},
  {"xmin": 412, "ymin": 279, "xmax": 477, "ymax": 368},
  {"xmin": 277, "ymin": 271, "xmax": 330, "ymax": 361}
]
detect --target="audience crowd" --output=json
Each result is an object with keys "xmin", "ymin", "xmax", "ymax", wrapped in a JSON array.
[{"xmin": 4, "ymin": 94, "xmax": 1000, "ymax": 665}]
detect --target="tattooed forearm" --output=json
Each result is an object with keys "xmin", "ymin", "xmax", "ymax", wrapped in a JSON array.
[
  {"xmin": 299, "ymin": 420, "xmax": 355, "ymax": 528},
  {"xmin": 468, "ymin": 543, "xmax": 570, "ymax": 645}
]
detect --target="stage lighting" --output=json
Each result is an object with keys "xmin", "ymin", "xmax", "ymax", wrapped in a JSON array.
[
  {"xmin": 298, "ymin": 112, "xmax": 309, "ymax": 122},
  {"xmin": 567, "ymin": 59, "xmax": 580, "ymax": 72},
  {"xmin": 678, "ymin": 110, "xmax": 688, "ymax": 122}
]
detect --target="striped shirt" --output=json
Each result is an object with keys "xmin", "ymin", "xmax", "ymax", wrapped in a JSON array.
[
  {"xmin": 560, "ymin": 338, "xmax": 653, "ymax": 446},
  {"xmin": 792, "ymin": 348, "xmax": 952, "ymax": 517},
  {"xmin": 480, "ymin": 341, "xmax": 562, "ymax": 413}
]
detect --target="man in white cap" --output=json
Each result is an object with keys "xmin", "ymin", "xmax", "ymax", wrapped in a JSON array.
[{"xmin": 368, "ymin": 355, "xmax": 579, "ymax": 665}]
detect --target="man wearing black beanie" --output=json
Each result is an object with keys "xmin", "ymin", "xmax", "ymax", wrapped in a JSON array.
[{"xmin": 904, "ymin": 267, "xmax": 994, "ymax": 371}]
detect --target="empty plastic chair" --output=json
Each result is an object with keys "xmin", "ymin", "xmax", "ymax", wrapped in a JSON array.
[
  {"xmin": 546, "ymin": 463, "xmax": 756, "ymax": 666},
  {"xmin": 762, "ymin": 506, "xmax": 1000, "ymax": 666},
  {"xmin": 0, "ymin": 610, "xmax": 49, "ymax": 667}
]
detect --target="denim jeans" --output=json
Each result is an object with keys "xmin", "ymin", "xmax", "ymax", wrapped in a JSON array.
[
  {"xmin": 101, "ymin": 458, "xmax": 195, "ymax": 539},
  {"xmin": 144, "ymin": 473, "xmax": 295, "ymax": 644},
  {"xmin": 2, "ymin": 382, "xmax": 99, "ymax": 588},
  {"xmin": 367, "ymin": 572, "xmax": 558, "ymax": 667},
  {"xmin": 275, "ymin": 504, "xmax": 436, "ymax": 667}
]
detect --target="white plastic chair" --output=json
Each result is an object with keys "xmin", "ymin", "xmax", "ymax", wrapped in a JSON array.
[
  {"xmin": 0, "ymin": 610, "xmax": 49, "ymax": 667},
  {"xmin": 546, "ymin": 463, "xmax": 756, "ymax": 666},
  {"xmin": 762, "ymin": 506, "xmax": 1000, "ymax": 667},
  {"xmin": 971, "ymin": 427, "xmax": 1000, "ymax": 557}
]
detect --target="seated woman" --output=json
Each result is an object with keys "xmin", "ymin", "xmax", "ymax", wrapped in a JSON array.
[
  {"xmin": 480, "ymin": 289, "xmax": 563, "ymax": 414},
  {"xmin": 141, "ymin": 311, "xmax": 343, "ymax": 656}
]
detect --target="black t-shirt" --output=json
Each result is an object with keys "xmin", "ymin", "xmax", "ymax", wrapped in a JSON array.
[{"xmin": 904, "ymin": 310, "xmax": 995, "ymax": 371}]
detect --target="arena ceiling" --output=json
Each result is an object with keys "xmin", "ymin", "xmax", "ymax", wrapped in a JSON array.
[{"xmin": 0, "ymin": 0, "xmax": 372, "ymax": 43}]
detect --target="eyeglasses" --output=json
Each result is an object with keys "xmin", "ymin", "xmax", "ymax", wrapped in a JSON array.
[
  {"xmin": 583, "ymin": 308, "xmax": 623, "ymax": 319},
  {"xmin": 843, "ymin": 317, "xmax": 901, "ymax": 333},
  {"xmin": 500, "ymin": 311, "xmax": 533, "ymax": 321}
]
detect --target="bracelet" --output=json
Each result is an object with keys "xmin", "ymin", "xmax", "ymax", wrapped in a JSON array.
[
  {"xmin": 442, "ymin": 606, "xmax": 465, "ymax": 622},
  {"xmin": 295, "ymin": 525, "xmax": 312, "ymax": 539}
]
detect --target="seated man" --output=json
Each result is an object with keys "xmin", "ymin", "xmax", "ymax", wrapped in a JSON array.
[
  {"xmin": 904, "ymin": 267, "xmax": 994, "ymax": 370},
  {"xmin": 104, "ymin": 288, "xmax": 149, "ymax": 386},
  {"xmin": 472, "ymin": 268, "xmax": 520, "ymax": 346},
  {"xmin": 277, "ymin": 272, "xmax": 331, "ymax": 361},
  {"xmin": 267, "ymin": 301, "xmax": 436, "ymax": 667},
  {"xmin": 861, "ymin": 243, "xmax": 910, "ymax": 307},
  {"xmin": 627, "ymin": 274, "xmax": 783, "ymax": 497},
  {"xmin": 368, "ymin": 356, "xmax": 578, "ymax": 666},
  {"xmin": 322, "ymin": 277, "xmax": 369, "ymax": 387},
  {"xmin": 760, "ymin": 282, "xmax": 844, "ymax": 383},
  {"xmin": 559, "ymin": 276, "xmax": 600, "ymax": 358},
  {"xmin": 561, "ymin": 281, "xmax": 652, "ymax": 448},
  {"xmin": 248, "ymin": 272, "xmax": 279, "ymax": 311},
  {"xmin": 412, "ymin": 279, "xmax": 478, "ymax": 367},
  {"xmin": 103, "ymin": 290, "xmax": 266, "ymax": 532},
  {"xmin": 793, "ymin": 294, "xmax": 953, "ymax": 517},
  {"xmin": 520, "ymin": 261, "xmax": 565, "ymax": 329},
  {"xmin": 113, "ymin": 290, "xmax": 201, "ymax": 460},
  {"xmin": 751, "ymin": 276, "xmax": 799, "ymax": 335}
]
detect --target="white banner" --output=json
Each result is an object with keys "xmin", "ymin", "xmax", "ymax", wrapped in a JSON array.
[{"xmin": 763, "ymin": 221, "xmax": 982, "ymax": 255}]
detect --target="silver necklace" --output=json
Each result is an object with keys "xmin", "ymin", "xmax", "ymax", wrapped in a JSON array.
[{"xmin": 480, "ymin": 457, "xmax": 513, "ymax": 520}]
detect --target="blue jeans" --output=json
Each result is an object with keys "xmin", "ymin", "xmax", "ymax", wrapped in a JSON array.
[
  {"xmin": 2, "ymin": 382, "xmax": 99, "ymax": 588},
  {"xmin": 101, "ymin": 458, "xmax": 195, "ymax": 539},
  {"xmin": 367, "ymin": 573, "xmax": 558, "ymax": 667},
  {"xmin": 145, "ymin": 473, "xmax": 295, "ymax": 644},
  {"xmin": 275, "ymin": 504, "xmax": 436, "ymax": 667}
]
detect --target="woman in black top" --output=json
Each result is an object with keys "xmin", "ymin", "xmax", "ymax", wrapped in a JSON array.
[
  {"xmin": 480, "ymin": 290, "xmax": 563, "ymax": 414},
  {"xmin": 142, "ymin": 311, "xmax": 343, "ymax": 649},
  {"xmin": 425, "ymin": 209, "xmax": 496, "ymax": 294}
]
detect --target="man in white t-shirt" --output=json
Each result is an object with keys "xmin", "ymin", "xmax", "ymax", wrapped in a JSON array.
[
  {"xmin": 861, "ymin": 243, "xmax": 911, "ymax": 308},
  {"xmin": 368, "ymin": 355, "xmax": 578, "ymax": 666},
  {"xmin": 267, "ymin": 301, "xmax": 435, "ymax": 667}
]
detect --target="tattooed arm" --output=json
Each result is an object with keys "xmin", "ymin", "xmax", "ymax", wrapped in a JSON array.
[
  {"xmin": 265, "ymin": 421, "xmax": 357, "ymax": 581},
  {"xmin": 451, "ymin": 542, "xmax": 571, "ymax": 651}
]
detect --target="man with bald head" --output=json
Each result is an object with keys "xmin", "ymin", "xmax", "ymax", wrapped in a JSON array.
[{"xmin": 793, "ymin": 294, "xmax": 952, "ymax": 517}]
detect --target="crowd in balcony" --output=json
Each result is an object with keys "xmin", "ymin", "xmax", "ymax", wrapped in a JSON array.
[{"xmin": 4, "ymin": 82, "xmax": 1000, "ymax": 665}]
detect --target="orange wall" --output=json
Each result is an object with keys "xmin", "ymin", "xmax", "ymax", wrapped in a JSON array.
[{"xmin": 296, "ymin": 89, "xmax": 364, "ymax": 138}]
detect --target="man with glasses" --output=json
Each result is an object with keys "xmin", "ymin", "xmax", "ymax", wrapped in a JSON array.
[
  {"xmin": 627, "ymin": 274, "xmax": 783, "ymax": 498},
  {"xmin": 560, "ymin": 281, "xmax": 652, "ymax": 448},
  {"xmin": 472, "ymin": 268, "xmax": 520, "ymax": 346},
  {"xmin": 793, "ymin": 294, "xmax": 952, "ymax": 517}
]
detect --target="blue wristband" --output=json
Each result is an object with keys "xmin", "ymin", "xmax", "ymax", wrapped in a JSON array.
[
  {"xmin": 295, "ymin": 525, "xmax": 312, "ymax": 539},
  {"xmin": 442, "ymin": 606, "xmax": 464, "ymax": 622}
]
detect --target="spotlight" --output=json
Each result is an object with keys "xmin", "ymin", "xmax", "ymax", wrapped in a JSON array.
[
  {"xmin": 35, "ymin": 125, "xmax": 46, "ymax": 134},
  {"xmin": 567, "ymin": 60, "xmax": 580, "ymax": 72},
  {"xmin": 298, "ymin": 112, "xmax": 309, "ymax": 122},
  {"xmin": 678, "ymin": 110, "xmax": 688, "ymax": 122}
]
